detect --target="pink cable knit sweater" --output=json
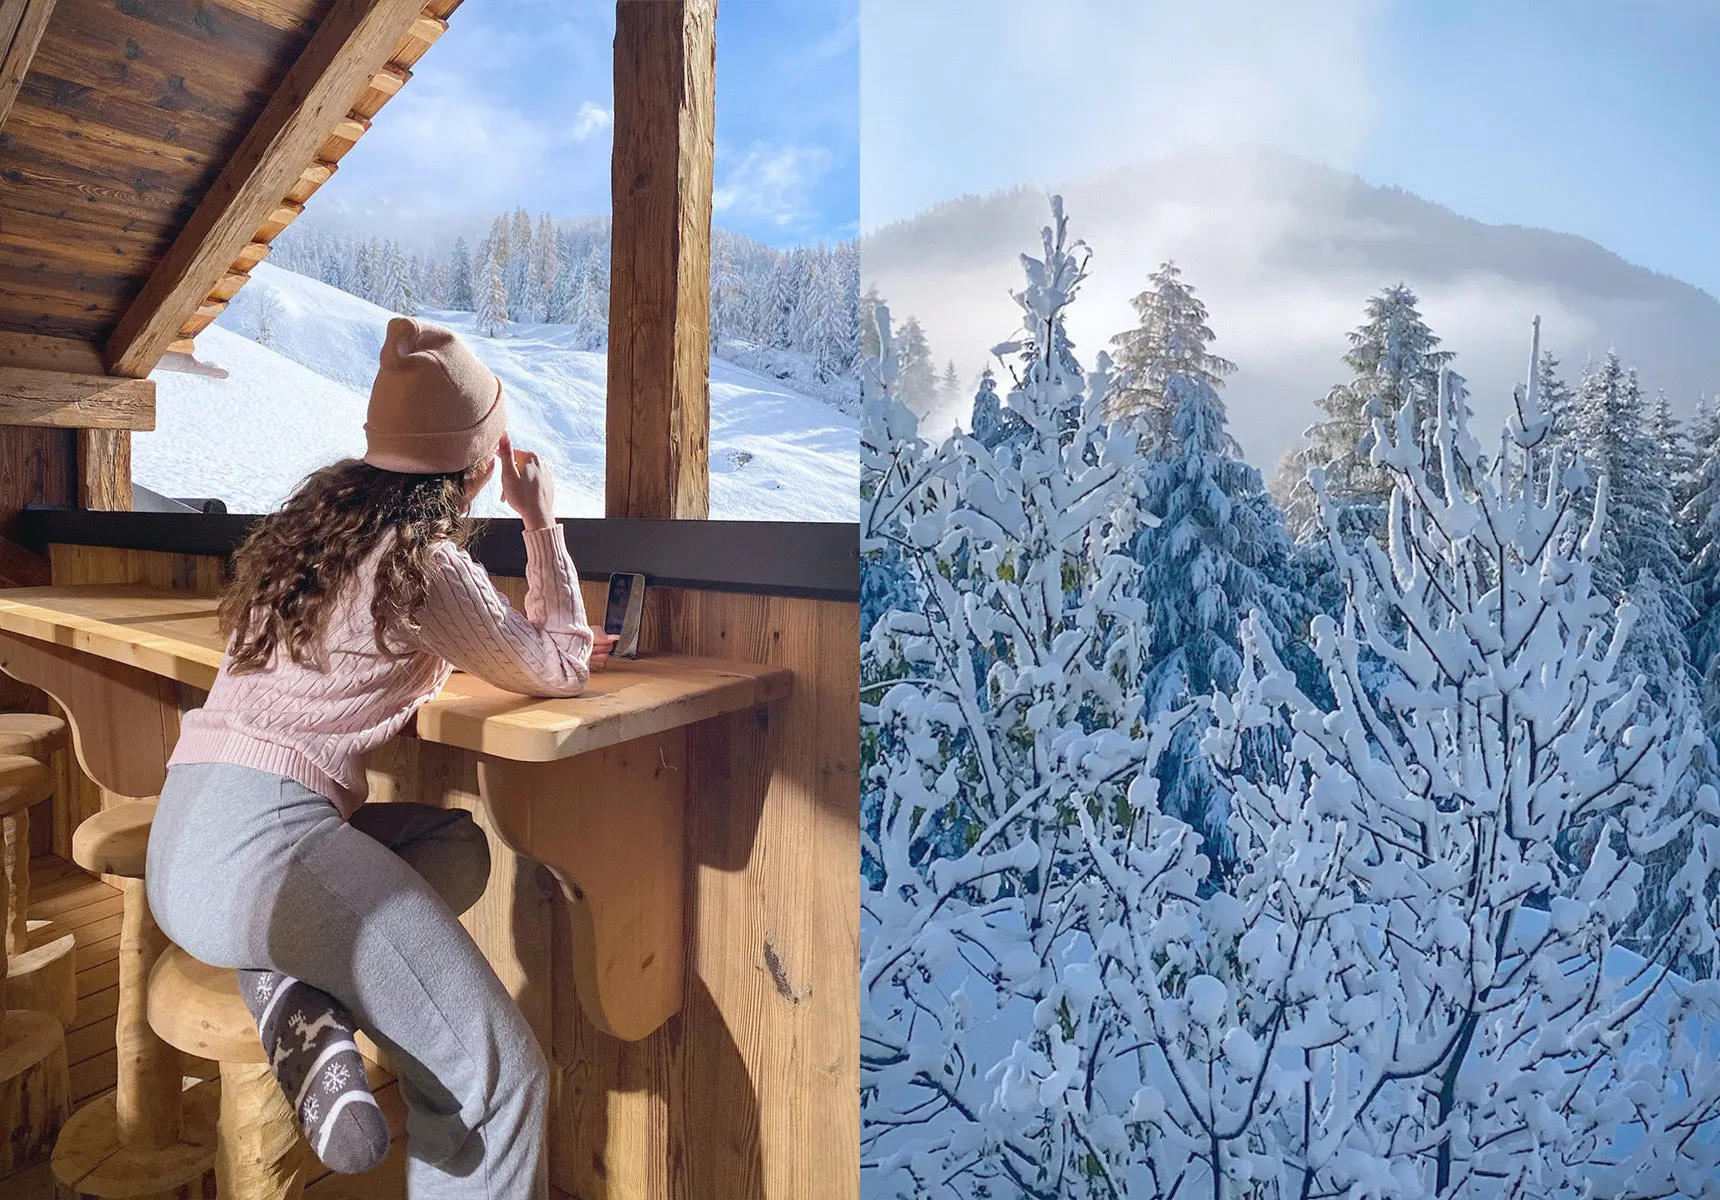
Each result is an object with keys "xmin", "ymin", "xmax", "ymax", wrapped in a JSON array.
[{"xmin": 168, "ymin": 524, "xmax": 594, "ymax": 817}]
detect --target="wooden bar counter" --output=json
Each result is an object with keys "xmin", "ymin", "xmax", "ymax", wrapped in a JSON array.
[{"xmin": 0, "ymin": 583, "xmax": 791, "ymax": 1041}]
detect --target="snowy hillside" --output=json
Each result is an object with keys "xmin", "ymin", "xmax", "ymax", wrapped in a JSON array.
[
  {"xmin": 134, "ymin": 263, "xmax": 856, "ymax": 521},
  {"xmin": 864, "ymin": 144, "xmax": 1720, "ymax": 467}
]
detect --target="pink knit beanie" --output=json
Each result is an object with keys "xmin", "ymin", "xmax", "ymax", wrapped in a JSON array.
[{"xmin": 363, "ymin": 317, "xmax": 506, "ymax": 474}]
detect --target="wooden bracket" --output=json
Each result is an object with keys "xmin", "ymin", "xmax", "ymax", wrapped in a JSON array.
[
  {"xmin": 477, "ymin": 727, "xmax": 687, "ymax": 1041},
  {"xmin": 0, "ymin": 631, "xmax": 177, "ymax": 799}
]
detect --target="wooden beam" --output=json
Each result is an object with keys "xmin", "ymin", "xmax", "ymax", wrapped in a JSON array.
[
  {"xmin": 605, "ymin": 0, "xmax": 717, "ymax": 520},
  {"xmin": 76, "ymin": 429, "xmax": 130, "ymax": 511},
  {"xmin": 0, "ymin": 369, "xmax": 153, "ymax": 430},
  {"xmin": 0, "ymin": 0, "xmax": 56, "ymax": 135},
  {"xmin": 0, "ymin": 332, "xmax": 103, "ymax": 375},
  {"xmin": 101, "ymin": 0, "xmax": 432, "ymax": 379}
]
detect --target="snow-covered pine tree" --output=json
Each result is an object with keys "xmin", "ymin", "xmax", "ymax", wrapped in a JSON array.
[
  {"xmin": 1125, "ymin": 262, "xmax": 1299, "ymax": 870},
  {"xmin": 447, "ymin": 237, "xmax": 474, "ymax": 311},
  {"xmin": 548, "ymin": 256, "xmax": 577, "ymax": 326},
  {"xmin": 862, "ymin": 197, "xmax": 1186, "ymax": 1199},
  {"xmin": 1106, "ymin": 260, "xmax": 1235, "ymax": 452},
  {"xmin": 1570, "ymin": 353, "xmax": 1692, "ymax": 621},
  {"xmin": 966, "ymin": 365, "xmax": 1022, "ymax": 452},
  {"xmin": 567, "ymin": 248, "xmax": 607, "ymax": 351},
  {"xmin": 476, "ymin": 243, "xmax": 509, "ymax": 338},
  {"xmin": 892, "ymin": 317, "xmax": 938, "ymax": 410},
  {"xmin": 940, "ymin": 359, "xmax": 960, "ymax": 400},
  {"xmin": 527, "ymin": 213, "xmax": 558, "ymax": 323},
  {"xmin": 1283, "ymin": 282, "xmax": 1456, "ymax": 541},
  {"xmin": 505, "ymin": 207, "xmax": 532, "ymax": 315},
  {"xmin": 1684, "ymin": 395, "xmax": 1720, "ymax": 682}
]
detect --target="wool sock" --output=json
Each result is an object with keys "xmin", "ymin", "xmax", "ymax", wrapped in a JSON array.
[{"xmin": 239, "ymin": 968, "xmax": 391, "ymax": 1174}]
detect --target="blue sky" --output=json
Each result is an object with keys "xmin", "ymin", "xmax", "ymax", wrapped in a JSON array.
[
  {"xmin": 861, "ymin": 0, "xmax": 1720, "ymax": 297},
  {"xmin": 312, "ymin": 0, "xmax": 858, "ymax": 248}
]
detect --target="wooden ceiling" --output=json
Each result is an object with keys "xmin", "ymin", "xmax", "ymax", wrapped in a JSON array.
[{"xmin": 0, "ymin": 0, "xmax": 457, "ymax": 376}]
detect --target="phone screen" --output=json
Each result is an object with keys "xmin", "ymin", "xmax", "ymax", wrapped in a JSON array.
[{"xmin": 604, "ymin": 575, "xmax": 633, "ymax": 635}]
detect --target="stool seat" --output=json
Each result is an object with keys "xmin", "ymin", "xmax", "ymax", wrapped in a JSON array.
[
  {"xmin": 71, "ymin": 799, "xmax": 157, "ymax": 879},
  {"xmin": 147, "ymin": 945, "xmax": 265, "ymax": 1064},
  {"xmin": 0, "ymin": 754, "xmax": 52, "ymax": 817},
  {"xmin": 0, "ymin": 713, "xmax": 68, "ymax": 762}
]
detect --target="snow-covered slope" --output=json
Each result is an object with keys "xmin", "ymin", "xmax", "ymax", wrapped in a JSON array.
[{"xmin": 135, "ymin": 263, "xmax": 856, "ymax": 521}]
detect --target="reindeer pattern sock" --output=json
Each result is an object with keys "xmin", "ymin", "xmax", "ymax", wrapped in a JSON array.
[{"xmin": 240, "ymin": 968, "xmax": 391, "ymax": 1174}]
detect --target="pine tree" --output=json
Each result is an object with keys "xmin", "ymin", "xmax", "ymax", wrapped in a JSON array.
[
  {"xmin": 448, "ymin": 238, "xmax": 474, "ymax": 311},
  {"xmin": 1681, "ymin": 395, "xmax": 1720, "ymax": 721},
  {"xmin": 967, "ymin": 367, "xmax": 1025, "ymax": 453},
  {"xmin": 528, "ymin": 214, "xmax": 558, "ymax": 323},
  {"xmin": 893, "ymin": 317, "xmax": 938, "ymax": 409},
  {"xmin": 1284, "ymin": 283, "xmax": 1455, "ymax": 540},
  {"xmin": 1570, "ymin": 354, "xmax": 1691, "ymax": 619},
  {"xmin": 1126, "ymin": 264, "xmax": 1299, "ymax": 868},
  {"xmin": 476, "ymin": 242, "xmax": 509, "ymax": 338},
  {"xmin": 1107, "ymin": 260, "xmax": 1235, "ymax": 453},
  {"xmin": 940, "ymin": 360, "xmax": 960, "ymax": 399}
]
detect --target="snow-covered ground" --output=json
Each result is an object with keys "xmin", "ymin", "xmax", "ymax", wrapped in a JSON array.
[{"xmin": 134, "ymin": 263, "xmax": 857, "ymax": 521}]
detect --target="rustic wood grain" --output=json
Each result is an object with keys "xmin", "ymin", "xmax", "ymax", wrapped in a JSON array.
[
  {"xmin": 0, "ymin": 368, "xmax": 152, "ymax": 430},
  {"xmin": 75, "ymin": 427, "xmax": 130, "ymax": 511},
  {"xmin": 606, "ymin": 0, "xmax": 716, "ymax": 520},
  {"xmin": 102, "ymin": 0, "xmax": 433, "ymax": 377},
  {"xmin": 0, "ymin": 0, "xmax": 57, "ymax": 134}
]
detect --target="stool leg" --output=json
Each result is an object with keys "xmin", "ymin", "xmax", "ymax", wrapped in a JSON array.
[
  {"xmin": 118, "ymin": 878, "xmax": 184, "ymax": 1149},
  {"xmin": 216, "ymin": 1060, "xmax": 313, "ymax": 1200},
  {"xmin": 5, "ymin": 805, "xmax": 26, "ymax": 957}
]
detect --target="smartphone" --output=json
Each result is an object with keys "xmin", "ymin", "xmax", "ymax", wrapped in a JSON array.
[{"xmin": 603, "ymin": 572, "xmax": 646, "ymax": 659}]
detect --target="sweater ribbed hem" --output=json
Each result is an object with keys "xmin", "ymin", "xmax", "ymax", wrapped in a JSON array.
[{"xmin": 168, "ymin": 725, "xmax": 359, "ymax": 811}]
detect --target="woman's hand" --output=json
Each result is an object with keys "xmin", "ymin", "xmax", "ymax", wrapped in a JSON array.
[
  {"xmin": 497, "ymin": 431, "xmax": 555, "ymax": 530},
  {"xmin": 589, "ymin": 633, "xmax": 619, "ymax": 671}
]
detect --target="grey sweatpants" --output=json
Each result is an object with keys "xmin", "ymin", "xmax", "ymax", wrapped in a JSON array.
[{"xmin": 145, "ymin": 760, "xmax": 550, "ymax": 1200}]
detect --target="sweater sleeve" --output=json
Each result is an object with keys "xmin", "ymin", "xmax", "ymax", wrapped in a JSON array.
[{"xmin": 408, "ymin": 526, "xmax": 595, "ymax": 697}]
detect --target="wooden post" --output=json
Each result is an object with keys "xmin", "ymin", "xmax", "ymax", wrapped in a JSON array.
[
  {"xmin": 77, "ymin": 428, "xmax": 131, "ymax": 512},
  {"xmin": 606, "ymin": 0, "xmax": 717, "ymax": 520}
]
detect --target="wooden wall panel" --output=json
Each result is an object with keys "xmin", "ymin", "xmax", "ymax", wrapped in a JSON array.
[{"xmin": 35, "ymin": 545, "xmax": 859, "ymax": 1200}]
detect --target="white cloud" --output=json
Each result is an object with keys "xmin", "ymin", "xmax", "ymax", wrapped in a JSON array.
[
  {"xmin": 569, "ymin": 101, "xmax": 613, "ymax": 143},
  {"xmin": 324, "ymin": 71, "xmax": 554, "ymax": 213},
  {"xmin": 714, "ymin": 143, "xmax": 834, "ymax": 227}
]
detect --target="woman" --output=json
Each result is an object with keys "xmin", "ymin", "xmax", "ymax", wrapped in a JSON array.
[{"xmin": 146, "ymin": 317, "xmax": 612, "ymax": 1198}]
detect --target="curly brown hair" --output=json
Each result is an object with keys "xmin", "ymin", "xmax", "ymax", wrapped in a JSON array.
[{"xmin": 218, "ymin": 458, "xmax": 484, "ymax": 674}]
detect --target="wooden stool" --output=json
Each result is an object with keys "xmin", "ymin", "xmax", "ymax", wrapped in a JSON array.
[
  {"xmin": 50, "ymin": 801, "xmax": 218, "ymax": 1199},
  {"xmin": 0, "ymin": 713, "xmax": 77, "ymax": 1028},
  {"xmin": 0, "ymin": 711, "xmax": 71, "ymax": 762},
  {"xmin": 149, "ymin": 946, "xmax": 315, "ymax": 1200},
  {"xmin": 0, "ymin": 753, "xmax": 70, "ymax": 1174}
]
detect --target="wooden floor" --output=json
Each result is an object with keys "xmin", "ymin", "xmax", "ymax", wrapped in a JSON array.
[{"xmin": 0, "ymin": 855, "xmax": 411, "ymax": 1198}]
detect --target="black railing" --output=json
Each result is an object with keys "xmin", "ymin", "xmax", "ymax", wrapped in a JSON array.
[{"xmin": 16, "ymin": 506, "xmax": 859, "ymax": 603}]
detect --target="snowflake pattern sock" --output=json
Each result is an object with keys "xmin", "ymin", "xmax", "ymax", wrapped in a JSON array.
[{"xmin": 239, "ymin": 968, "xmax": 391, "ymax": 1174}]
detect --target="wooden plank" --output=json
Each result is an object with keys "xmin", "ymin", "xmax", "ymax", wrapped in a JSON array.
[
  {"xmin": 102, "ymin": 0, "xmax": 434, "ymax": 378},
  {"xmin": 282, "ymin": 159, "xmax": 336, "ymax": 205},
  {"xmin": 0, "ymin": 368, "xmax": 153, "ymax": 430},
  {"xmin": 0, "ymin": 331, "xmax": 102, "ymax": 374},
  {"xmin": 350, "ymin": 62, "xmax": 409, "ymax": 119},
  {"xmin": 0, "ymin": 587, "xmax": 794, "ymax": 761},
  {"xmin": 316, "ymin": 114, "xmax": 370, "ymax": 163},
  {"xmin": 0, "ymin": 0, "xmax": 57, "ymax": 134},
  {"xmin": 253, "ymin": 200, "xmax": 304, "ymax": 243},
  {"xmin": 208, "ymin": 271, "xmax": 252, "ymax": 303},
  {"xmin": 231, "ymin": 241, "xmax": 271, "ymax": 272},
  {"xmin": 174, "ymin": 301, "xmax": 225, "ymax": 338},
  {"xmin": 606, "ymin": 0, "xmax": 717, "ymax": 520}
]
